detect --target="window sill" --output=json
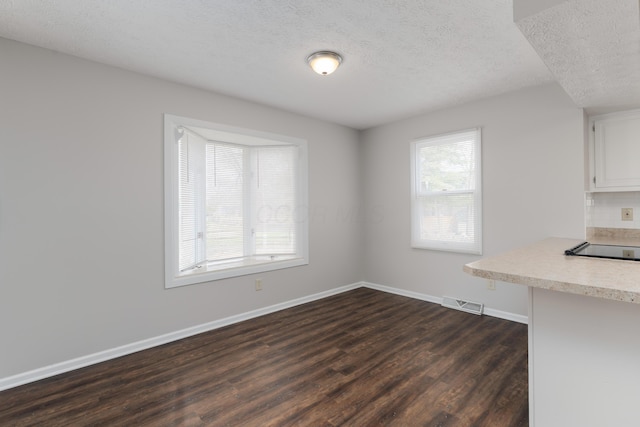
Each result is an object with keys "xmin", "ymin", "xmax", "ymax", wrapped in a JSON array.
[{"xmin": 165, "ymin": 256, "xmax": 308, "ymax": 288}]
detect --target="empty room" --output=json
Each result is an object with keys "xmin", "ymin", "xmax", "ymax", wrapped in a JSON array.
[{"xmin": 2, "ymin": 1, "xmax": 640, "ymax": 426}]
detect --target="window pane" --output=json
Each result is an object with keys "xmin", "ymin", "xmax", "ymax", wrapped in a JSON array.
[
  {"xmin": 178, "ymin": 133, "xmax": 206, "ymax": 271},
  {"xmin": 178, "ymin": 136, "xmax": 197, "ymax": 271},
  {"xmin": 254, "ymin": 146, "xmax": 297, "ymax": 255},
  {"xmin": 417, "ymin": 193, "xmax": 476, "ymax": 245},
  {"xmin": 206, "ymin": 143, "xmax": 244, "ymax": 261},
  {"xmin": 418, "ymin": 138, "xmax": 476, "ymax": 192}
]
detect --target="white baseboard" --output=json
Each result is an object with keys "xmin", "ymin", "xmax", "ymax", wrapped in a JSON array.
[
  {"xmin": 362, "ymin": 282, "xmax": 528, "ymax": 324},
  {"xmin": 0, "ymin": 282, "xmax": 362, "ymax": 392},
  {"xmin": 483, "ymin": 307, "xmax": 528, "ymax": 324},
  {"xmin": 0, "ymin": 280, "xmax": 526, "ymax": 392}
]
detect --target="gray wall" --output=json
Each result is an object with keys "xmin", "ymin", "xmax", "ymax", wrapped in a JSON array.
[
  {"xmin": 0, "ymin": 38, "xmax": 363, "ymax": 378},
  {"xmin": 360, "ymin": 84, "xmax": 586, "ymax": 316}
]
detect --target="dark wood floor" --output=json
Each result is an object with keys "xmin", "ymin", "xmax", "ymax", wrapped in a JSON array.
[{"xmin": 0, "ymin": 288, "xmax": 528, "ymax": 426}]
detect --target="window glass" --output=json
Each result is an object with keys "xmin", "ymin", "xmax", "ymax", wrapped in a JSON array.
[{"xmin": 205, "ymin": 142, "xmax": 244, "ymax": 263}]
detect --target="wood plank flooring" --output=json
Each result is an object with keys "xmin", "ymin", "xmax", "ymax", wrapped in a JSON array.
[{"xmin": 0, "ymin": 288, "xmax": 528, "ymax": 426}]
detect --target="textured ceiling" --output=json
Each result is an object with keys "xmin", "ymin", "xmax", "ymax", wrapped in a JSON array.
[
  {"xmin": 516, "ymin": 0, "xmax": 640, "ymax": 114},
  {"xmin": 0, "ymin": 1, "xmax": 632, "ymax": 129}
]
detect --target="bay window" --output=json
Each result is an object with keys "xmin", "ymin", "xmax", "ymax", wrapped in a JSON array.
[{"xmin": 164, "ymin": 114, "xmax": 308, "ymax": 288}]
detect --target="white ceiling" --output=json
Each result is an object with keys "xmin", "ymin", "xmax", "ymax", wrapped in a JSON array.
[{"xmin": 0, "ymin": 1, "xmax": 637, "ymax": 129}]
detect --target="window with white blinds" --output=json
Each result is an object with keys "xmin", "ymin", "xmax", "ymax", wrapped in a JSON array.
[
  {"xmin": 165, "ymin": 114, "xmax": 308, "ymax": 288},
  {"xmin": 410, "ymin": 128, "xmax": 482, "ymax": 254}
]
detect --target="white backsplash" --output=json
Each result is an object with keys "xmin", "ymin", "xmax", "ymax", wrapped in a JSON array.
[{"xmin": 586, "ymin": 192, "xmax": 640, "ymax": 229}]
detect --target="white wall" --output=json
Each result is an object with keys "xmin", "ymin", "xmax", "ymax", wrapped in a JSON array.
[
  {"xmin": 0, "ymin": 38, "xmax": 363, "ymax": 378},
  {"xmin": 531, "ymin": 287, "xmax": 640, "ymax": 426},
  {"xmin": 360, "ymin": 84, "xmax": 586, "ymax": 316}
]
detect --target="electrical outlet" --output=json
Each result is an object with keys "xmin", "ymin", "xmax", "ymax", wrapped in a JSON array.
[
  {"xmin": 255, "ymin": 279, "xmax": 263, "ymax": 291},
  {"xmin": 622, "ymin": 208, "xmax": 633, "ymax": 221},
  {"xmin": 487, "ymin": 280, "xmax": 496, "ymax": 291}
]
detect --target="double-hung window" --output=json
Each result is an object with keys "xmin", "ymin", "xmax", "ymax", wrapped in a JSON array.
[
  {"xmin": 164, "ymin": 114, "xmax": 308, "ymax": 288},
  {"xmin": 410, "ymin": 128, "xmax": 482, "ymax": 254}
]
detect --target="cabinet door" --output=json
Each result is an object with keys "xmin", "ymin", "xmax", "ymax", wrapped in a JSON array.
[{"xmin": 594, "ymin": 112, "xmax": 640, "ymax": 190}]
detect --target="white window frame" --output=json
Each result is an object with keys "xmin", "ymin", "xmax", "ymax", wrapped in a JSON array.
[
  {"xmin": 410, "ymin": 128, "xmax": 482, "ymax": 255},
  {"xmin": 164, "ymin": 114, "xmax": 309, "ymax": 288}
]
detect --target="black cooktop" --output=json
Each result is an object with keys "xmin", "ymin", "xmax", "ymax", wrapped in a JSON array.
[{"xmin": 564, "ymin": 241, "xmax": 640, "ymax": 261}]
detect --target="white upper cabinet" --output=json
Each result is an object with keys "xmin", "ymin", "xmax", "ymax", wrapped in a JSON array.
[{"xmin": 589, "ymin": 110, "xmax": 640, "ymax": 191}]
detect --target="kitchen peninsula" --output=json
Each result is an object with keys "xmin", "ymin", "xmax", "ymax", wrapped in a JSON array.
[{"xmin": 465, "ymin": 238, "xmax": 640, "ymax": 427}]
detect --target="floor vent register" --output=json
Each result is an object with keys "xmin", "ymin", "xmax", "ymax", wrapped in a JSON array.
[{"xmin": 441, "ymin": 296, "xmax": 484, "ymax": 315}]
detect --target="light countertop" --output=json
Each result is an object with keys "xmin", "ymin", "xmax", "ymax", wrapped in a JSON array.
[{"xmin": 464, "ymin": 237, "xmax": 640, "ymax": 304}]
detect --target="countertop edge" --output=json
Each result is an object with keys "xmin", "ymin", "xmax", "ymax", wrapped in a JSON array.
[{"xmin": 464, "ymin": 238, "xmax": 640, "ymax": 304}]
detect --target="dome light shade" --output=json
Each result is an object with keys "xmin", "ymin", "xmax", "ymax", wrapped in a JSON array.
[{"xmin": 307, "ymin": 51, "xmax": 342, "ymax": 75}]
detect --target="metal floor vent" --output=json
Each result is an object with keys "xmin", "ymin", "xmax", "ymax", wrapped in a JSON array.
[{"xmin": 441, "ymin": 296, "xmax": 484, "ymax": 315}]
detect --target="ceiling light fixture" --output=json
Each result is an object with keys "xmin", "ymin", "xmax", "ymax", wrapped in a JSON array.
[{"xmin": 307, "ymin": 51, "xmax": 342, "ymax": 76}]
